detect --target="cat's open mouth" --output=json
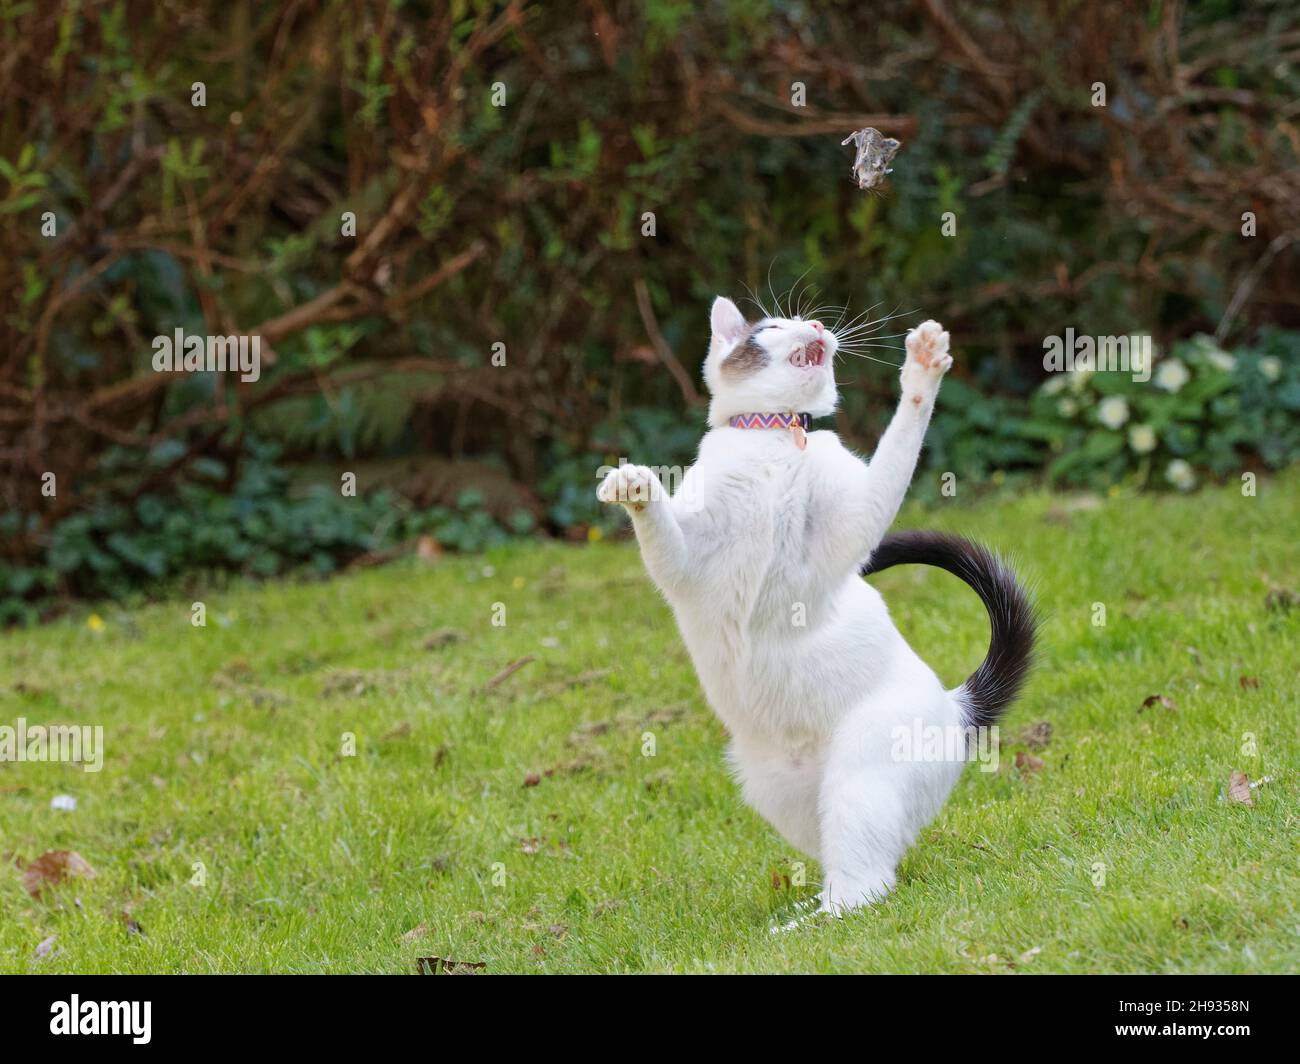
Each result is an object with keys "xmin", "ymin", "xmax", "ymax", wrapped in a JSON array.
[{"xmin": 792, "ymin": 340, "xmax": 826, "ymax": 368}]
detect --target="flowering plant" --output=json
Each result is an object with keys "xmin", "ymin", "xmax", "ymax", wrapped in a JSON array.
[{"xmin": 1028, "ymin": 330, "xmax": 1300, "ymax": 490}]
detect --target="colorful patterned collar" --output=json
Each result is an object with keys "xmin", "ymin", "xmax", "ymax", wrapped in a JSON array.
[{"xmin": 728, "ymin": 411, "xmax": 811, "ymax": 449}]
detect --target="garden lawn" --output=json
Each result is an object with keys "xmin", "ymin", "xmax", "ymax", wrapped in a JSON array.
[{"xmin": 1, "ymin": 473, "xmax": 1297, "ymax": 973}]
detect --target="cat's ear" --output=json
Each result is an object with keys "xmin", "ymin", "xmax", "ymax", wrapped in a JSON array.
[{"xmin": 709, "ymin": 296, "xmax": 747, "ymax": 347}]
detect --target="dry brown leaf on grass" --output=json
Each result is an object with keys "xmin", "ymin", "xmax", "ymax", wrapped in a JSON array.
[
  {"xmin": 1139, "ymin": 693, "xmax": 1178, "ymax": 712},
  {"xmin": 1239, "ymin": 675, "xmax": 1260, "ymax": 689},
  {"xmin": 541, "ymin": 923, "xmax": 568, "ymax": 940},
  {"xmin": 1016, "ymin": 722, "xmax": 1053, "ymax": 749},
  {"xmin": 399, "ymin": 923, "xmax": 429, "ymax": 944},
  {"xmin": 1264, "ymin": 588, "xmax": 1298, "ymax": 613},
  {"xmin": 321, "ymin": 670, "xmax": 368, "ymax": 698},
  {"xmin": 1227, "ymin": 771, "xmax": 1254, "ymax": 807},
  {"xmin": 422, "ymin": 628, "xmax": 464, "ymax": 650},
  {"xmin": 415, "ymin": 956, "xmax": 486, "ymax": 974},
  {"xmin": 644, "ymin": 706, "xmax": 686, "ymax": 726},
  {"xmin": 20, "ymin": 850, "xmax": 96, "ymax": 897},
  {"xmin": 541, "ymin": 668, "xmax": 612, "ymax": 695},
  {"xmin": 522, "ymin": 756, "xmax": 595, "ymax": 789},
  {"xmin": 1014, "ymin": 751, "xmax": 1045, "ymax": 774}
]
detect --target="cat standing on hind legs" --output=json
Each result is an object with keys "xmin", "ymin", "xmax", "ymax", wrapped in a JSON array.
[{"xmin": 598, "ymin": 296, "xmax": 1036, "ymax": 917}]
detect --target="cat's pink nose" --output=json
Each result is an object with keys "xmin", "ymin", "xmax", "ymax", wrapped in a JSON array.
[{"xmin": 810, "ymin": 320, "xmax": 824, "ymax": 333}]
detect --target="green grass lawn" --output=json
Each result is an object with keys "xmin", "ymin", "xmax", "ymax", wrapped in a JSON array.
[{"xmin": 1, "ymin": 473, "xmax": 1297, "ymax": 974}]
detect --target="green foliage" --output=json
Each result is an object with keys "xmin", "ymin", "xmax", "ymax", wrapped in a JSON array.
[
  {"xmin": 1029, "ymin": 331, "xmax": 1300, "ymax": 491},
  {"xmin": 897, "ymin": 329, "xmax": 1300, "ymax": 497},
  {"xmin": 405, "ymin": 487, "xmax": 536, "ymax": 554},
  {"xmin": 0, "ymin": 440, "xmax": 531, "ymax": 625},
  {"xmin": 983, "ymin": 88, "xmax": 1045, "ymax": 179},
  {"xmin": 538, "ymin": 407, "xmax": 702, "ymax": 534},
  {"xmin": 916, "ymin": 378, "xmax": 1044, "ymax": 497},
  {"xmin": 0, "ymin": 143, "xmax": 47, "ymax": 215}
]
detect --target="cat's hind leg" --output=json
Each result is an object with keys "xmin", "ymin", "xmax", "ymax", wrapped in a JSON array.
[
  {"xmin": 816, "ymin": 767, "xmax": 906, "ymax": 913},
  {"xmin": 815, "ymin": 685, "xmax": 965, "ymax": 915}
]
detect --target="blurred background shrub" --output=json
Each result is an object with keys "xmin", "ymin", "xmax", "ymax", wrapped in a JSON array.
[{"xmin": 0, "ymin": 0, "xmax": 1297, "ymax": 618}]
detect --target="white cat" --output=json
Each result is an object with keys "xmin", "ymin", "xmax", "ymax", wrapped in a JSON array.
[{"xmin": 598, "ymin": 296, "xmax": 1035, "ymax": 917}]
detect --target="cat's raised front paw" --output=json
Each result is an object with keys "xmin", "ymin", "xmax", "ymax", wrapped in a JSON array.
[
  {"xmin": 902, "ymin": 320, "xmax": 952, "ymax": 394},
  {"xmin": 597, "ymin": 464, "xmax": 660, "ymax": 512}
]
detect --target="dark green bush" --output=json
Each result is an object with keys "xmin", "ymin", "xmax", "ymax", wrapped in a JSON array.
[{"xmin": 0, "ymin": 439, "xmax": 533, "ymax": 625}]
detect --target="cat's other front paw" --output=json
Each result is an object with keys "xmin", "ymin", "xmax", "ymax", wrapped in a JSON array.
[
  {"xmin": 901, "ymin": 320, "xmax": 952, "ymax": 399},
  {"xmin": 597, "ymin": 464, "xmax": 660, "ymax": 512}
]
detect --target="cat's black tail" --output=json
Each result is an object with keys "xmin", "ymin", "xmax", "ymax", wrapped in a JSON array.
[{"xmin": 860, "ymin": 530, "xmax": 1038, "ymax": 728}]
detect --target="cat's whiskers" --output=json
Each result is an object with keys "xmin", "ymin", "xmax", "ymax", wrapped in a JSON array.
[
  {"xmin": 783, "ymin": 268, "xmax": 815, "ymax": 319},
  {"xmin": 739, "ymin": 281, "xmax": 774, "ymax": 322},
  {"xmin": 838, "ymin": 351, "xmax": 904, "ymax": 368}
]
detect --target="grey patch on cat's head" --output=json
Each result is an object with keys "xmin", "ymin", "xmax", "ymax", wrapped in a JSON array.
[{"xmin": 720, "ymin": 319, "xmax": 770, "ymax": 378}]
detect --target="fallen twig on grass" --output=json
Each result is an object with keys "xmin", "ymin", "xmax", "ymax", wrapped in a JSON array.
[{"xmin": 482, "ymin": 656, "xmax": 535, "ymax": 691}]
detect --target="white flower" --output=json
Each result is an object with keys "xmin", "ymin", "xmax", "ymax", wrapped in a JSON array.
[
  {"xmin": 1165, "ymin": 459, "xmax": 1196, "ymax": 491},
  {"xmin": 1259, "ymin": 356, "xmax": 1282, "ymax": 382},
  {"xmin": 1069, "ymin": 368, "xmax": 1094, "ymax": 394},
  {"xmin": 1154, "ymin": 358, "xmax": 1190, "ymax": 393},
  {"xmin": 50, "ymin": 794, "xmax": 77, "ymax": 812},
  {"xmin": 1041, "ymin": 374, "xmax": 1068, "ymax": 396},
  {"xmin": 1128, "ymin": 424, "xmax": 1157, "ymax": 454},
  {"xmin": 1097, "ymin": 396, "xmax": 1130, "ymax": 430},
  {"xmin": 1057, "ymin": 398, "xmax": 1079, "ymax": 418},
  {"xmin": 1189, "ymin": 335, "xmax": 1235, "ymax": 372}
]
